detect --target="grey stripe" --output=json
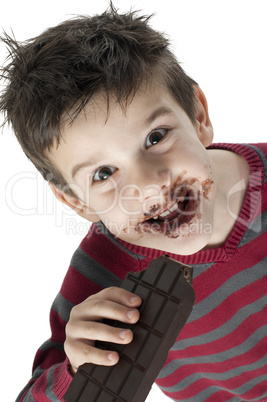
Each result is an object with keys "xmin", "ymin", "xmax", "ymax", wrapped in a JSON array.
[
  {"xmin": 51, "ymin": 292, "xmax": 74, "ymax": 323},
  {"xmin": 46, "ymin": 364, "xmax": 61, "ymax": 401},
  {"xmin": 15, "ymin": 366, "xmax": 47, "ymax": 401},
  {"xmin": 164, "ymin": 372, "xmax": 267, "ymax": 402},
  {"xmin": 187, "ymin": 257, "xmax": 267, "ymax": 324},
  {"xmin": 15, "ymin": 385, "xmax": 35, "ymax": 402},
  {"xmin": 171, "ymin": 295, "xmax": 267, "ymax": 351},
  {"xmin": 71, "ymin": 246, "xmax": 122, "ymax": 288},
  {"xmin": 39, "ymin": 338, "xmax": 65, "ymax": 353},
  {"xmin": 237, "ymin": 374, "xmax": 267, "ymax": 401},
  {"xmin": 192, "ymin": 263, "xmax": 215, "ymax": 279},
  {"xmin": 160, "ymin": 355, "xmax": 267, "ymax": 400},
  {"xmin": 15, "ymin": 360, "xmax": 64, "ymax": 401},
  {"xmin": 244, "ymin": 144, "xmax": 267, "ymax": 182},
  {"xmin": 238, "ymin": 211, "xmax": 267, "ymax": 248},
  {"xmin": 96, "ymin": 221, "xmax": 145, "ymax": 260},
  {"xmin": 227, "ymin": 383, "xmax": 267, "ymax": 402},
  {"xmin": 158, "ymin": 324, "xmax": 267, "ymax": 380},
  {"xmin": 32, "ymin": 366, "xmax": 46, "ymax": 379}
]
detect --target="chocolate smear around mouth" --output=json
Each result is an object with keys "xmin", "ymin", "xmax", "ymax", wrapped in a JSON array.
[
  {"xmin": 135, "ymin": 172, "xmax": 213, "ymax": 238},
  {"xmin": 136, "ymin": 189, "xmax": 199, "ymax": 237}
]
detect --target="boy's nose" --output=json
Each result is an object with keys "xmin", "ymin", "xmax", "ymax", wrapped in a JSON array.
[
  {"xmin": 142, "ymin": 169, "xmax": 172, "ymax": 196},
  {"xmin": 140, "ymin": 168, "xmax": 173, "ymax": 215},
  {"xmin": 119, "ymin": 166, "xmax": 172, "ymax": 217},
  {"xmin": 125, "ymin": 165, "xmax": 172, "ymax": 200}
]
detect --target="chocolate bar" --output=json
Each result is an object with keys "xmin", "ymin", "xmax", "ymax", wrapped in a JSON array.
[{"xmin": 64, "ymin": 256, "xmax": 195, "ymax": 402}]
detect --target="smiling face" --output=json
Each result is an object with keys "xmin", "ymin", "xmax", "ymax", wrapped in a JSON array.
[{"xmin": 48, "ymin": 84, "xmax": 216, "ymax": 255}]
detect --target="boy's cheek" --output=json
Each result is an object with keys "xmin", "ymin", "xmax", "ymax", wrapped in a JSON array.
[
  {"xmin": 87, "ymin": 187, "xmax": 146, "ymax": 219},
  {"xmin": 102, "ymin": 218, "xmax": 134, "ymax": 239},
  {"xmin": 81, "ymin": 185, "xmax": 118, "ymax": 216}
]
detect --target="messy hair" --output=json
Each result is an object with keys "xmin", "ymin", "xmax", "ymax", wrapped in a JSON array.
[{"xmin": 0, "ymin": 4, "xmax": 197, "ymax": 198}]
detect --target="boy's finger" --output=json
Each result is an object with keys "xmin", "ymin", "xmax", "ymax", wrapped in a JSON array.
[
  {"xmin": 87, "ymin": 286, "xmax": 142, "ymax": 307},
  {"xmin": 67, "ymin": 320, "xmax": 134, "ymax": 345},
  {"xmin": 66, "ymin": 340, "xmax": 119, "ymax": 370},
  {"xmin": 72, "ymin": 298, "xmax": 140, "ymax": 323}
]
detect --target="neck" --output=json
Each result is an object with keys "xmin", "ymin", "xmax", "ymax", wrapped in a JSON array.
[{"xmin": 206, "ymin": 149, "xmax": 250, "ymax": 248}]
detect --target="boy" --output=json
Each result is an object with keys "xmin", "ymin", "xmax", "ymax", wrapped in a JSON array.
[{"xmin": 1, "ymin": 4, "xmax": 267, "ymax": 402}]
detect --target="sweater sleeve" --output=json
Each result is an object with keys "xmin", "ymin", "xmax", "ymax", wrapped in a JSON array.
[
  {"xmin": 16, "ymin": 283, "xmax": 77, "ymax": 401},
  {"xmin": 16, "ymin": 306, "xmax": 72, "ymax": 400},
  {"xmin": 16, "ymin": 253, "xmax": 104, "ymax": 401},
  {"xmin": 17, "ymin": 357, "xmax": 72, "ymax": 401},
  {"xmin": 15, "ymin": 222, "xmax": 136, "ymax": 401},
  {"xmin": 16, "ymin": 221, "xmax": 144, "ymax": 401}
]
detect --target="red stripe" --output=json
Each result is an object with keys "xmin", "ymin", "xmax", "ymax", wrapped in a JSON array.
[
  {"xmin": 180, "ymin": 277, "xmax": 267, "ymax": 340},
  {"xmin": 49, "ymin": 310, "xmax": 67, "ymax": 344},
  {"xmin": 33, "ymin": 337, "xmax": 66, "ymax": 370},
  {"xmin": 192, "ymin": 232, "xmax": 267, "ymax": 305},
  {"xmin": 162, "ymin": 364, "xmax": 267, "ymax": 401},
  {"xmin": 203, "ymin": 378, "xmax": 267, "ymax": 402},
  {"xmin": 156, "ymin": 337, "xmax": 267, "ymax": 389},
  {"xmin": 81, "ymin": 226, "xmax": 141, "ymax": 278},
  {"xmin": 53, "ymin": 359, "xmax": 73, "ymax": 399},
  {"xmin": 60, "ymin": 265, "xmax": 103, "ymax": 305},
  {"xmin": 31, "ymin": 371, "xmax": 51, "ymax": 402},
  {"xmin": 174, "ymin": 305, "xmax": 267, "ymax": 359},
  {"xmin": 241, "ymin": 380, "xmax": 267, "ymax": 401}
]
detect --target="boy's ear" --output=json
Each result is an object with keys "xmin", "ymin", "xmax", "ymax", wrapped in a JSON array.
[
  {"xmin": 193, "ymin": 86, "xmax": 214, "ymax": 147},
  {"xmin": 49, "ymin": 183, "xmax": 100, "ymax": 222}
]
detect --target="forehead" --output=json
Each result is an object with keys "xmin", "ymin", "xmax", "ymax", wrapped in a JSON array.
[
  {"xmin": 47, "ymin": 84, "xmax": 187, "ymax": 179},
  {"xmin": 63, "ymin": 83, "xmax": 178, "ymax": 132}
]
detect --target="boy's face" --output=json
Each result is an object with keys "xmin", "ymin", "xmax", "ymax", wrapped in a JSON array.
[{"xmin": 49, "ymin": 84, "xmax": 216, "ymax": 255}]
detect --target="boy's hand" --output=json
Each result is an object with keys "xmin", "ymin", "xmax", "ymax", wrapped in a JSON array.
[{"xmin": 64, "ymin": 287, "xmax": 142, "ymax": 374}]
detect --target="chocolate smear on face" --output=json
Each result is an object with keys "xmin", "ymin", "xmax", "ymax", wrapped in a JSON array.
[
  {"xmin": 134, "ymin": 171, "xmax": 214, "ymax": 237},
  {"xmin": 201, "ymin": 178, "xmax": 214, "ymax": 199},
  {"xmin": 143, "ymin": 203, "xmax": 161, "ymax": 219}
]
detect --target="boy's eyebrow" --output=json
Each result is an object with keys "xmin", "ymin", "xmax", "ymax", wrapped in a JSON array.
[
  {"xmin": 144, "ymin": 107, "xmax": 173, "ymax": 128},
  {"xmin": 71, "ymin": 107, "xmax": 173, "ymax": 179},
  {"xmin": 71, "ymin": 157, "xmax": 99, "ymax": 179}
]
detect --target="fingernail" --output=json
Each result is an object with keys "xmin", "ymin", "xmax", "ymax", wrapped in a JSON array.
[
  {"xmin": 130, "ymin": 296, "xmax": 140, "ymax": 304},
  {"xmin": 119, "ymin": 330, "xmax": 127, "ymax": 340},
  {"xmin": 127, "ymin": 309, "xmax": 135, "ymax": 320},
  {"xmin": 108, "ymin": 352, "xmax": 117, "ymax": 361}
]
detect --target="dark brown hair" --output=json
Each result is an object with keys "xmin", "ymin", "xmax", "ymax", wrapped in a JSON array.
[{"xmin": 0, "ymin": 4, "xmax": 197, "ymax": 197}]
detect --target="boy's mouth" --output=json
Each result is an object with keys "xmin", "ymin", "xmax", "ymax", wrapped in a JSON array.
[
  {"xmin": 145, "ymin": 189, "xmax": 194, "ymax": 222},
  {"xmin": 134, "ymin": 170, "xmax": 214, "ymax": 238},
  {"xmin": 136, "ymin": 188, "xmax": 200, "ymax": 237}
]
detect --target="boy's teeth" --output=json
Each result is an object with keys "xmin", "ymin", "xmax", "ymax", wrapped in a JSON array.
[
  {"xmin": 151, "ymin": 200, "xmax": 185, "ymax": 220},
  {"xmin": 152, "ymin": 202, "xmax": 180, "ymax": 220},
  {"xmin": 159, "ymin": 210, "xmax": 169, "ymax": 217},
  {"xmin": 169, "ymin": 202, "xmax": 178, "ymax": 213},
  {"xmin": 149, "ymin": 193, "xmax": 189, "ymax": 221}
]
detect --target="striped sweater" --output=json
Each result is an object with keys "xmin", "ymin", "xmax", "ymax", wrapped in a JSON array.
[{"xmin": 17, "ymin": 143, "xmax": 267, "ymax": 402}]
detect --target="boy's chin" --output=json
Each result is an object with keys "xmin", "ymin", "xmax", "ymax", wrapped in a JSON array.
[
  {"xmin": 111, "ymin": 199, "xmax": 215, "ymax": 256},
  {"xmin": 115, "ymin": 224, "xmax": 213, "ymax": 256},
  {"xmin": 104, "ymin": 214, "xmax": 213, "ymax": 256},
  {"xmin": 134, "ymin": 232, "xmax": 212, "ymax": 256}
]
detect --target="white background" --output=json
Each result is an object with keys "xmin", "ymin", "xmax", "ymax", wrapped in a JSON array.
[{"xmin": 0, "ymin": 1, "xmax": 266, "ymax": 401}]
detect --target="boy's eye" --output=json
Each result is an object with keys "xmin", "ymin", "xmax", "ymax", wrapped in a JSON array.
[
  {"xmin": 93, "ymin": 166, "xmax": 117, "ymax": 182},
  {"xmin": 145, "ymin": 128, "xmax": 168, "ymax": 148}
]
